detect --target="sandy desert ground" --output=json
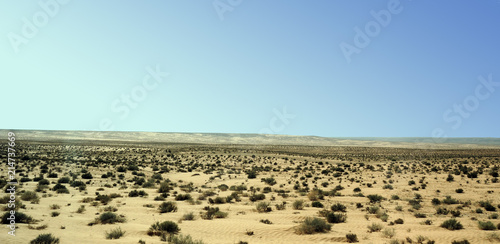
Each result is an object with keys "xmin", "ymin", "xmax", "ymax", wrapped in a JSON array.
[{"xmin": 1, "ymin": 132, "xmax": 500, "ymax": 244}]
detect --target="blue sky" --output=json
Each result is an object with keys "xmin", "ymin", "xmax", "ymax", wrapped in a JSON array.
[{"xmin": 1, "ymin": 0, "xmax": 499, "ymax": 138}]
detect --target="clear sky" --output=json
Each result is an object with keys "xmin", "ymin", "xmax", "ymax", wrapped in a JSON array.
[{"xmin": 1, "ymin": 0, "xmax": 499, "ymax": 138}]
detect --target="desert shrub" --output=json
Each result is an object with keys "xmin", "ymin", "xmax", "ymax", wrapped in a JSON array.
[
  {"xmin": 311, "ymin": 201, "xmax": 323, "ymax": 208},
  {"xmin": 182, "ymin": 212, "xmax": 195, "ymax": 221},
  {"xmin": 200, "ymin": 206, "xmax": 227, "ymax": 220},
  {"xmin": 81, "ymin": 172, "xmax": 93, "ymax": 179},
  {"xmin": 446, "ymin": 174, "xmax": 454, "ymax": 182},
  {"xmin": 55, "ymin": 188, "xmax": 69, "ymax": 194},
  {"xmin": 50, "ymin": 204, "xmax": 60, "ymax": 210},
  {"xmin": 51, "ymin": 212, "xmax": 60, "ymax": 217},
  {"xmin": 378, "ymin": 212, "xmax": 389, "ymax": 222},
  {"xmin": 2, "ymin": 211, "xmax": 35, "ymax": 224},
  {"xmin": 383, "ymin": 184, "xmax": 393, "ymax": 190},
  {"xmin": 165, "ymin": 234, "xmax": 205, "ymax": 244},
  {"xmin": 391, "ymin": 195, "xmax": 400, "ymax": 200},
  {"xmin": 353, "ymin": 187, "xmax": 361, "ymax": 192},
  {"xmin": 52, "ymin": 184, "xmax": 69, "ymax": 194},
  {"xmin": 368, "ymin": 205, "xmax": 380, "ymax": 214},
  {"xmin": 57, "ymin": 177, "xmax": 70, "ymax": 184},
  {"xmin": 70, "ymin": 181, "xmax": 86, "ymax": 188},
  {"xmin": 38, "ymin": 179, "xmax": 50, "ymax": 185},
  {"xmin": 261, "ymin": 177, "xmax": 276, "ymax": 186},
  {"xmin": 330, "ymin": 203, "xmax": 347, "ymax": 212},
  {"xmin": 30, "ymin": 233, "xmax": 60, "ymax": 244},
  {"xmin": 28, "ymin": 224, "xmax": 48, "ymax": 230},
  {"xmin": 21, "ymin": 191, "xmax": 40, "ymax": 203},
  {"xmin": 154, "ymin": 195, "xmax": 165, "ymax": 201},
  {"xmin": 249, "ymin": 193, "xmax": 265, "ymax": 202},
  {"xmin": 81, "ymin": 197, "xmax": 94, "ymax": 203},
  {"xmin": 394, "ymin": 218, "xmax": 404, "ymax": 224},
  {"xmin": 367, "ymin": 223, "xmax": 383, "ymax": 232},
  {"xmin": 431, "ymin": 198, "xmax": 441, "ymax": 205},
  {"xmin": 295, "ymin": 217, "xmax": 331, "ymax": 234},
  {"xmin": 422, "ymin": 219, "xmax": 433, "ymax": 225},
  {"xmin": 96, "ymin": 195, "xmax": 112, "ymax": 205},
  {"xmin": 103, "ymin": 206, "xmax": 118, "ymax": 212},
  {"xmin": 275, "ymin": 202, "xmax": 286, "ymax": 210},
  {"xmin": 20, "ymin": 177, "xmax": 32, "ymax": 182},
  {"xmin": 479, "ymin": 201, "xmax": 496, "ymax": 211},
  {"xmin": 158, "ymin": 181, "xmax": 171, "ymax": 193},
  {"xmin": 478, "ymin": 221, "xmax": 497, "ymax": 230},
  {"xmin": 367, "ymin": 194, "xmax": 385, "ymax": 203},
  {"xmin": 382, "ymin": 228, "xmax": 395, "ymax": 238},
  {"xmin": 346, "ymin": 233, "xmax": 358, "ymax": 243},
  {"xmin": 96, "ymin": 212, "xmax": 125, "ymax": 224},
  {"xmin": 217, "ymin": 184, "xmax": 229, "ymax": 191},
  {"xmin": 230, "ymin": 185, "xmax": 247, "ymax": 191},
  {"xmin": 455, "ymin": 188, "xmax": 464, "ymax": 193},
  {"xmin": 409, "ymin": 200, "xmax": 422, "ymax": 210},
  {"xmin": 307, "ymin": 189, "xmax": 324, "ymax": 201},
  {"xmin": 246, "ymin": 170, "xmax": 257, "ymax": 179},
  {"xmin": 440, "ymin": 219, "xmax": 463, "ymax": 230},
  {"xmin": 451, "ymin": 210, "xmax": 461, "ymax": 217},
  {"xmin": 451, "ymin": 240, "xmax": 470, "ymax": 244},
  {"xmin": 109, "ymin": 193, "xmax": 121, "ymax": 199},
  {"xmin": 128, "ymin": 190, "xmax": 148, "ymax": 197},
  {"xmin": 415, "ymin": 235, "xmax": 427, "ymax": 243},
  {"xmin": 262, "ymin": 186, "xmax": 272, "ymax": 194},
  {"xmin": 0, "ymin": 195, "xmax": 10, "ymax": 204},
  {"xmin": 260, "ymin": 219, "xmax": 272, "ymax": 224},
  {"xmin": 159, "ymin": 201, "xmax": 177, "ymax": 213},
  {"xmin": 414, "ymin": 213, "xmax": 426, "ymax": 218},
  {"xmin": 175, "ymin": 194, "xmax": 192, "ymax": 201},
  {"xmin": 443, "ymin": 196, "xmax": 459, "ymax": 205},
  {"xmin": 148, "ymin": 221, "xmax": 180, "ymax": 236},
  {"xmin": 213, "ymin": 211, "xmax": 228, "ymax": 219},
  {"xmin": 256, "ymin": 202, "xmax": 272, "ymax": 213},
  {"xmin": 326, "ymin": 212, "xmax": 347, "ymax": 223},
  {"xmin": 105, "ymin": 227, "xmax": 125, "ymax": 239},
  {"xmin": 77, "ymin": 205, "xmax": 86, "ymax": 213},
  {"xmin": 292, "ymin": 200, "xmax": 304, "ymax": 210},
  {"xmin": 436, "ymin": 207, "xmax": 449, "ymax": 215},
  {"xmin": 211, "ymin": 196, "xmax": 226, "ymax": 204},
  {"xmin": 489, "ymin": 213, "xmax": 499, "ymax": 219}
]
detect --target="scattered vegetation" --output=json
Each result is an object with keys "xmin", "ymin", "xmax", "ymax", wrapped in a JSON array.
[{"xmin": 295, "ymin": 217, "xmax": 331, "ymax": 234}]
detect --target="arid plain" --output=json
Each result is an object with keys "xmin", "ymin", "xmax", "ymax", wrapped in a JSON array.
[{"xmin": 1, "ymin": 131, "xmax": 500, "ymax": 244}]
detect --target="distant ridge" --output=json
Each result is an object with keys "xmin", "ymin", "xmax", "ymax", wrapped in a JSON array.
[{"xmin": 2, "ymin": 129, "xmax": 500, "ymax": 149}]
